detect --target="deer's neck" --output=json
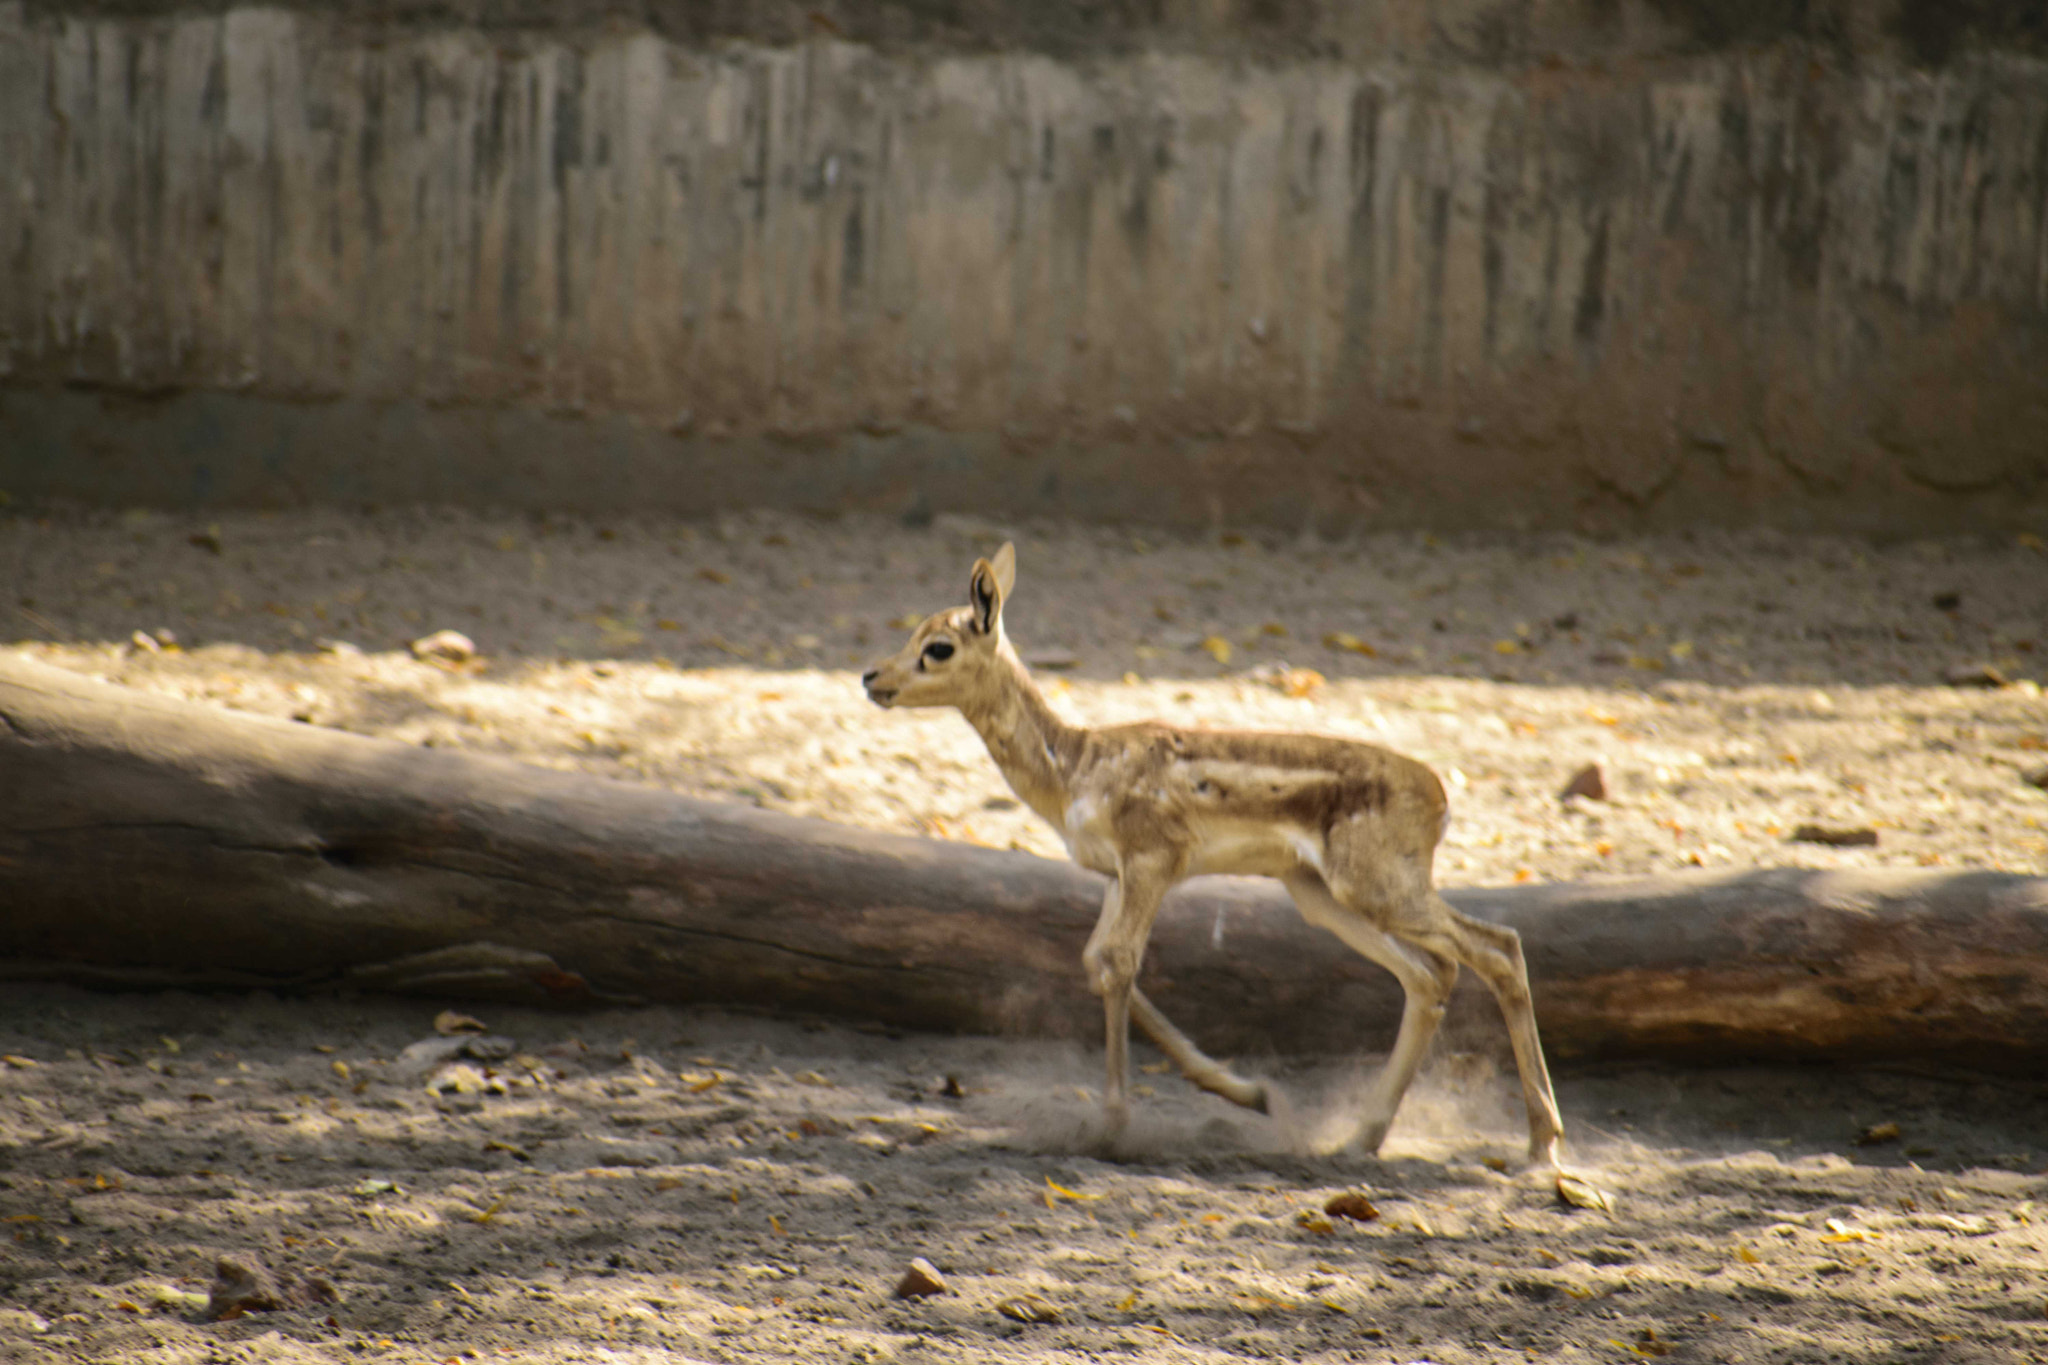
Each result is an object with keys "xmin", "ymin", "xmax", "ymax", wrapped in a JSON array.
[{"xmin": 956, "ymin": 647, "xmax": 1082, "ymax": 824}]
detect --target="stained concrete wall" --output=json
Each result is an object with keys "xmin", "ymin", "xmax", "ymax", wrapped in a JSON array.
[{"xmin": 2, "ymin": 0, "xmax": 2046, "ymax": 531}]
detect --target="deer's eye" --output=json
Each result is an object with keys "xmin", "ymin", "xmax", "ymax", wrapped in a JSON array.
[{"xmin": 922, "ymin": 639, "xmax": 956, "ymax": 663}]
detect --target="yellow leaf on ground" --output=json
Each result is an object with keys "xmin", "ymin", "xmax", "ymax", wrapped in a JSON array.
[
  {"xmin": 1045, "ymin": 1177, "xmax": 1106, "ymax": 1202},
  {"xmin": 1200, "ymin": 636, "xmax": 1233, "ymax": 664},
  {"xmin": 996, "ymin": 1293, "xmax": 1062, "ymax": 1324},
  {"xmin": 1556, "ymin": 1172, "xmax": 1615, "ymax": 1213},
  {"xmin": 1322, "ymin": 631, "xmax": 1377, "ymax": 657}
]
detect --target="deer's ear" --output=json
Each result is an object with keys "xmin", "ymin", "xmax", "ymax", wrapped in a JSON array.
[
  {"xmin": 968, "ymin": 556, "xmax": 1005, "ymax": 635},
  {"xmin": 989, "ymin": 542, "xmax": 1016, "ymax": 599}
]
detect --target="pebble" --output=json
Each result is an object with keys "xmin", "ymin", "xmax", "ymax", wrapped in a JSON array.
[
  {"xmin": 1791, "ymin": 824, "xmax": 1879, "ymax": 848},
  {"xmin": 893, "ymin": 1258, "xmax": 947, "ymax": 1299},
  {"xmin": 410, "ymin": 629, "xmax": 477, "ymax": 665},
  {"xmin": 205, "ymin": 1256, "xmax": 338, "ymax": 1321},
  {"xmin": 1559, "ymin": 762, "xmax": 1607, "ymax": 802}
]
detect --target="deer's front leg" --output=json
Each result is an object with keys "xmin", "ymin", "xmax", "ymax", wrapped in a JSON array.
[{"xmin": 1080, "ymin": 860, "xmax": 1173, "ymax": 1145}]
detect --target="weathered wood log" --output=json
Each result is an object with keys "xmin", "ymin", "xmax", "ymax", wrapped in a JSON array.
[{"xmin": 4, "ymin": 652, "xmax": 2047, "ymax": 1070}]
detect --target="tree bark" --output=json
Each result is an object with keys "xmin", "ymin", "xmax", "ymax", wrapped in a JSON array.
[{"xmin": 4, "ymin": 652, "xmax": 2046, "ymax": 1070}]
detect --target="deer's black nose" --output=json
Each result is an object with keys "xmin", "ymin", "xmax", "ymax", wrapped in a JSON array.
[{"xmin": 861, "ymin": 668, "xmax": 879, "ymax": 686}]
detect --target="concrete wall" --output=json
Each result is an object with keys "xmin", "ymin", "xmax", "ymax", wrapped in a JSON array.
[{"xmin": 2, "ymin": 0, "xmax": 2046, "ymax": 531}]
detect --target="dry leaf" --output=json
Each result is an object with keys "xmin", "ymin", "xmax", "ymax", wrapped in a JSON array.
[
  {"xmin": 1854, "ymin": 1121, "xmax": 1901, "ymax": 1145},
  {"xmin": 1271, "ymin": 667, "xmax": 1325, "ymax": 698},
  {"xmin": 1611, "ymin": 1328, "xmax": 1674, "ymax": 1357},
  {"xmin": 1822, "ymin": 1218, "xmax": 1878, "ymax": 1243},
  {"xmin": 433, "ymin": 1010, "xmax": 487, "ymax": 1036},
  {"xmin": 1045, "ymin": 1177, "xmax": 1105, "ymax": 1203},
  {"xmin": 995, "ymin": 1293, "xmax": 1062, "ymax": 1324},
  {"xmin": 1200, "ymin": 635, "xmax": 1233, "ymax": 664},
  {"xmin": 1322, "ymin": 631, "xmax": 1378, "ymax": 657},
  {"xmin": 1296, "ymin": 1210, "xmax": 1336, "ymax": 1236},
  {"xmin": 1556, "ymin": 1173, "xmax": 1614, "ymax": 1213},
  {"xmin": 1324, "ymin": 1192, "xmax": 1380, "ymax": 1222}
]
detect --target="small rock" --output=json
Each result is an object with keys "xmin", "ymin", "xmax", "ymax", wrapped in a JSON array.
[
  {"xmin": 206, "ymin": 1256, "xmax": 337, "ymax": 1321},
  {"xmin": 1943, "ymin": 661, "xmax": 2009, "ymax": 688},
  {"xmin": 892, "ymin": 1258, "xmax": 947, "ymax": 1299},
  {"xmin": 393, "ymin": 1036, "xmax": 469, "ymax": 1075},
  {"xmin": 1854, "ymin": 1121, "xmax": 1901, "ymax": 1146},
  {"xmin": 1559, "ymin": 763, "xmax": 1607, "ymax": 802},
  {"xmin": 460, "ymin": 1034, "xmax": 517, "ymax": 1061},
  {"xmin": 410, "ymin": 629, "xmax": 477, "ymax": 666},
  {"xmin": 427, "ymin": 1062, "xmax": 507, "ymax": 1097},
  {"xmin": 1791, "ymin": 824, "xmax": 1879, "ymax": 848},
  {"xmin": 127, "ymin": 629, "xmax": 161, "ymax": 655}
]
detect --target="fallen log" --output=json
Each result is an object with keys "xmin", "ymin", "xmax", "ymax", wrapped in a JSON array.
[{"xmin": 3, "ymin": 651, "xmax": 2046, "ymax": 1070}]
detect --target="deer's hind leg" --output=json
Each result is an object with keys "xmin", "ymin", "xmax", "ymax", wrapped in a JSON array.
[
  {"xmin": 1283, "ymin": 868, "xmax": 1459, "ymax": 1156},
  {"xmin": 1401, "ymin": 895, "xmax": 1564, "ymax": 1167}
]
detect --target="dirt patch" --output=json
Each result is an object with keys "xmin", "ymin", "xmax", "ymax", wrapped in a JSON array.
[
  {"xmin": 4, "ymin": 506, "xmax": 2048, "ymax": 1361},
  {"xmin": 8, "ymin": 507, "xmax": 2046, "ymax": 885},
  {"xmin": 2, "ymin": 989, "xmax": 2046, "ymax": 1364}
]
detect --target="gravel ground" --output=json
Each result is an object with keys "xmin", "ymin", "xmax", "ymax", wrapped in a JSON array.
[{"xmin": 3, "ymin": 504, "xmax": 2048, "ymax": 1364}]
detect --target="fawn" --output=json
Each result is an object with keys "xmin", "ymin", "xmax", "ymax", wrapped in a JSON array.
[{"xmin": 862, "ymin": 543, "xmax": 1563, "ymax": 1165}]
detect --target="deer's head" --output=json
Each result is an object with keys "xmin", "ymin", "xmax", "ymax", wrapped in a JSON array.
[{"xmin": 861, "ymin": 543, "xmax": 1016, "ymax": 710}]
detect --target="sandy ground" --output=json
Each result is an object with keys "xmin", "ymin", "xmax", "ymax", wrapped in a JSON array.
[{"xmin": 4, "ymin": 505, "xmax": 2048, "ymax": 1363}]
